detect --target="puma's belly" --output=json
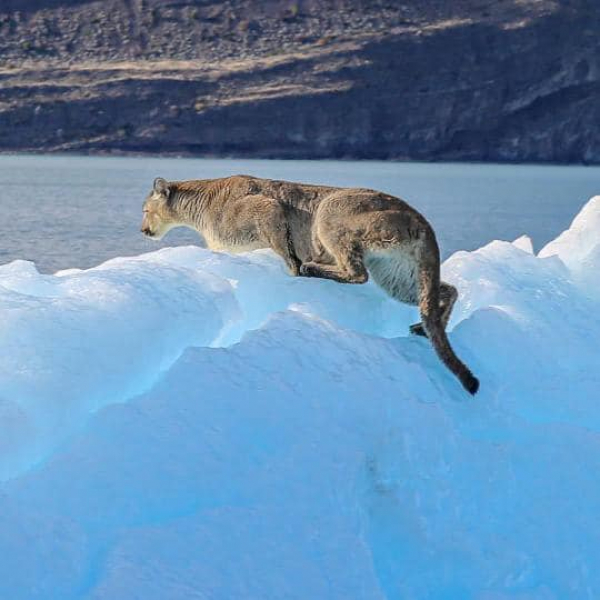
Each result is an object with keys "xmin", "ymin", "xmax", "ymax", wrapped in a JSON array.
[
  {"xmin": 203, "ymin": 229, "xmax": 267, "ymax": 253},
  {"xmin": 226, "ymin": 240, "xmax": 268, "ymax": 253},
  {"xmin": 364, "ymin": 248, "xmax": 419, "ymax": 304}
]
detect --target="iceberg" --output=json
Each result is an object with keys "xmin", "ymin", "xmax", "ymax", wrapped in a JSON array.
[{"xmin": 0, "ymin": 197, "xmax": 599, "ymax": 599}]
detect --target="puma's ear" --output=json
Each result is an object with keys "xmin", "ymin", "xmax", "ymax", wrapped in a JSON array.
[{"xmin": 153, "ymin": 177, "xmax": 170, "ymax": 198}]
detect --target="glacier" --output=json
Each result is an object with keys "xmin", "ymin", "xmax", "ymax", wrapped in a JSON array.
[{"xmin": 0, "ymin": 197, "xmax": 599, "ymax": 599}]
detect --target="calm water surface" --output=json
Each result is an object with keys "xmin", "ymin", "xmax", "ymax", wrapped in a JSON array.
[{"xmin": 0, "ymin": 155, "xmax": 598, "ymax": 273}]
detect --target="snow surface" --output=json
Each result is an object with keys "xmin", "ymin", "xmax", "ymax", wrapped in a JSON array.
[{"xmin": 1, "ymin": 197, "xmax": 600, "ymax": 599}]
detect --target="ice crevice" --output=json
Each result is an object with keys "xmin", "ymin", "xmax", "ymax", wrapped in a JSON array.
[{"xmin": 0, "ymin": 197, "xmax": 599, "ymax": 599}]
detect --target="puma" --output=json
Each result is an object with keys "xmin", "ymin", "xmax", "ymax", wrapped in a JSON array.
[{"xmin": 141, "ymin": 175, "xmax": 479, "ymax": 394}]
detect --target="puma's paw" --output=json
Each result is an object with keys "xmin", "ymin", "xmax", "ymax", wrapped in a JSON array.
[
  {"xmin": 299, "ymin": 263, "xmax": 318, "ymax": 277},
  {"xmin": 409, "ymin": 322, "xmax": 428, "ymax": 337}
]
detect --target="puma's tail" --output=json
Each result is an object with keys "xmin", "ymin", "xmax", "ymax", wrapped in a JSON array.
[{"xmin": 418, "ymin": 242, "xmax": 479, "ymax": 395}]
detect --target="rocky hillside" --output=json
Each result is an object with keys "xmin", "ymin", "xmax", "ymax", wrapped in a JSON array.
[{"xmin": 0, "ymin": 0, "xmax": 599, "ymax": 163}]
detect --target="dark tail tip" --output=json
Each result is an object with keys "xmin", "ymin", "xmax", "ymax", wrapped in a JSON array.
[{"xmin": 463, "ymin": 373, "xmax": 480, "ymax": 396}]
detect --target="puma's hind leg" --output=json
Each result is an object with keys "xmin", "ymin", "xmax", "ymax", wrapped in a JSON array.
[
  {"xmin": 299, "ymin": 252, "xmax": 368, "ymax": 283},
  {"xmin": 299, "ymin": 208, "xmax": 369, "ymax": 283},
  {"xmin": 300, "ymin": 262, "xmax": 368, "ymax": 283},
  {"xmin": 410, "ymin": 282, "xmax": 457, "ymax": 337},
  {"xmin": 299, "ymin": 236, "xmax": 368, "ymax": 284}
]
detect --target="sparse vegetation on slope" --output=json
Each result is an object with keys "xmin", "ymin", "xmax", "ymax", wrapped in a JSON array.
[{"xmin": 0, "ymin": 0, "xmax": 598, "ymax": 162}]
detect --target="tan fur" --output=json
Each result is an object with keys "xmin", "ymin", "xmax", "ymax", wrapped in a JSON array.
[{"xmin": 141, "ymin": 175, "xmax": 479, "ymax": 394}]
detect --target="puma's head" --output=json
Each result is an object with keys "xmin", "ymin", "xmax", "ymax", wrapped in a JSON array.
[{"xmin": 141, "ymin": 177, "xmax": 178, "ymax": 240}]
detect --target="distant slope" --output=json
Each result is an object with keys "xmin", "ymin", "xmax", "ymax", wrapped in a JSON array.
[{"xmin": 0, "ymin": 0, "xmax": 599, "ymax": 162}]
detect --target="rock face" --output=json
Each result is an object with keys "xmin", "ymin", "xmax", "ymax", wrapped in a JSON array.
[{"xmin": 0, "ymin": 0, "xmax": 599, "ymax": 163}]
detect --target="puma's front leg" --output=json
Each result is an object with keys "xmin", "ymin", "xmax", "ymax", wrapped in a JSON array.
[
  {"xmin": 247, "ymin": 195, "xmax": 302, "ymax": 276},
  {"xmin": 285, "ymin": 254, "xmax": 302, "ymax": 276},
  {"xmin": 266, "ymin": 224, "xmax": 301, "ymax": 276}
]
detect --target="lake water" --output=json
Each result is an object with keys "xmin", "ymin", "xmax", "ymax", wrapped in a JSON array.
[{"xmin": 0, "ymin": 154, "xmax": 598, "ymax": 273}]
